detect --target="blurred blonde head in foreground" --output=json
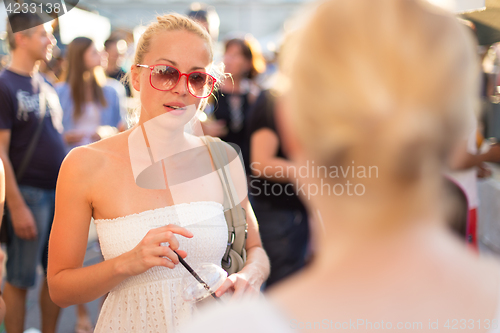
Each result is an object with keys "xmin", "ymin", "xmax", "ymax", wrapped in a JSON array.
[
  {"xmin": 182, "ymin": 0, "xmax": 500, "ymax": 331},
  {"xmin": 278, "ymin": 0, "xmax": 479, "ymax": 225},
  {"xmin": 270, "ymin": 0, "xmax": 499, "ymax": 326}
]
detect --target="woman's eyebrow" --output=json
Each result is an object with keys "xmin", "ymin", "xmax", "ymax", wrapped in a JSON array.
[{"xmin": 155, "ymin": 58, "xmax": 206, "ymax": 71}]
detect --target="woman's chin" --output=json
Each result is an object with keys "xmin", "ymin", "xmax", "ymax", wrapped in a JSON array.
[{"xmin": 142, "ymin": 105, "xmax": 198, "ymax": 132}]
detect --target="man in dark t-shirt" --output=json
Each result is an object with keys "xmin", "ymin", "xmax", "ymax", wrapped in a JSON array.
[{"xmin": 0, "ymin": 13, "xmax": 66, "ymax": 332}]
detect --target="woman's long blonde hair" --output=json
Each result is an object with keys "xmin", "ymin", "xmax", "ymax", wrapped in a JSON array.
[{"xmin": 280, "ymin": 0, "xmax": 479, "ymax": 187}]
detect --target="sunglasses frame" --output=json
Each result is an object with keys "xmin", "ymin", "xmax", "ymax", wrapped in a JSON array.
[{"xmin": 136, "ymin": 64, "xmax": 216, "ymax": 99}]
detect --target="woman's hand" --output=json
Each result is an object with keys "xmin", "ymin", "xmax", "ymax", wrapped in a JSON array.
[
  {"xmin": 10, "ymin": 204, "xmax": 37, "ymax": 240},
  {"xmin": 215, "ymin": 271, "xmax": 260, "ymax": 299},
  {"xmin": 119, "ymin": 224, "xmax": 193, "ymax": 277},
  {"xmin": 478, "ymin": 163, "xmax": 492, "ymax": 178}
]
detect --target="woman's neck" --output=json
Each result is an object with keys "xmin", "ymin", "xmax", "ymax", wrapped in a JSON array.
[
  {"xmin": 308, "ymin": 199, "xmax": 444, "ymax": 276},
  {"xmin": 8, "ymin": 56, "xmax": 39, "ymax": 77},
  {"xmin": 136, "ymin": 113, "xmax": 190, "ymax": 158}
]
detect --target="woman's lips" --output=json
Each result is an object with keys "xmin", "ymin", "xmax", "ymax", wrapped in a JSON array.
[{"xmin": 163, "ymin": 105, "xmax": 186, "ymax": 115}]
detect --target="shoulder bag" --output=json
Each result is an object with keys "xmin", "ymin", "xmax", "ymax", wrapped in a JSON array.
[{"xmin": 201, "ymin": 135, "xmax": 247, "ymax": 275}]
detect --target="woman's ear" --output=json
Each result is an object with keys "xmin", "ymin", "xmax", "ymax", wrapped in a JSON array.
[{"xmin": 130, "ymin": 65, "xmax": 141, "ymax": 92}]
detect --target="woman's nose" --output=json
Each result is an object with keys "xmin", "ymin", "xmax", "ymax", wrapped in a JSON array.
[{"xmin": 171, "ymin": 74, "xmax": 189, "ymax": 95}]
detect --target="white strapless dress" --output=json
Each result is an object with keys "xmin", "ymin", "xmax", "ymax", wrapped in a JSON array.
[{"xmin": 93, "ymin": 201, "xmax": 228, "ymax": 333}]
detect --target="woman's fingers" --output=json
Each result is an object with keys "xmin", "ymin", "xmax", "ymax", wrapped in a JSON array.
[
  {"xmin": 130, "ymin": 225, "xmax": 193, "ymax": 273},
  {"xmin": 159, "ymin": 224, "xmax": 194, "ymax": 239},
  {"xmin": 151, "ymin": 231, "xmax": 180, "ymax": 250},
  {"xmin": 147, "ymin": 225, "xmax": 193, "ymax": 249},
  {"xmin": 232, "ymin": 278, "xmax": 248, "ymax": 299},
  {"xmin": 152, "ymin": 256, "xmax": 175, "ymax": 269},
  {"xmin": 214, "ymin": 273, "xmax": 259, "ymax": 299},
  {"xmin": 175, "ymin": 249, "xmax": 188, "ymax": 258},
  {"xmin": 149, "ymin": 225, "xmax": 193, "ymax": 246},
  {"xmin": 151, "ymin": 245, "xmax": 180, "ymax": 264},
  {"xmin": 232, "ymin": 276, "xmax": 258, "ymax": 300},
  {"xmin": 147, "ymin": 225, "xmax": 192, "ymax": 265},
  {"xmin": 215, "ymin": 274, "xmax": 237, "ymax": 297}
]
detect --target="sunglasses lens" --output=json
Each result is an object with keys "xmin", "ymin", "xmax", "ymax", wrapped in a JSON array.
[
  {"xmin": 148, "ymin": 65, "xmax": 214, "ymax": 97},
  {"xmin": 188, "ymin": 72, "xmax": 214, "ymax": 98},
  {"xmin": 151, "ymin": 65, "xmax": 179, "ymax": 90}
]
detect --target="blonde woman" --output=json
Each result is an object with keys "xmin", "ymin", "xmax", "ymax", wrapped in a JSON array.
[
  {"xmin": 47, "ymin": 14, "xmax": 269, "ymax": 332},
  {"xmin": 182, "ymin": 0, "xmax": 500, "ymax": 332}
]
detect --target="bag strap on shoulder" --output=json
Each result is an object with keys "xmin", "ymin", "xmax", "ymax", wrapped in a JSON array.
[{"xmin": 200, "ymin": 135, "xmax": 247, "ymax": 265}]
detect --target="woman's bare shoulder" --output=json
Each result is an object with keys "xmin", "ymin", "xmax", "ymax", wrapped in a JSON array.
[
  {"xmin": 89, "ymin": 129, "xmax": 131, "ymax": 154},
  {"xmin": 428, "ymin": 232, "xmax": 500, "ymax": 291},
  {"xmin": 60, "ymin": 131, "xmax": 131, "ymax": 181},
  {"xmin": 451, "ymin": 246, "xmax": 500, "ymax": 296},
  {"xmin": 268, "ymin": 232, "xmax": 500, "ymax": 318}
]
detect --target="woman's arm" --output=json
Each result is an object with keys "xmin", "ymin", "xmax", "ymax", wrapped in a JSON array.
[
  {"xmin": 214, "ymin": 143, "xmax": 270, "ymax": 297},
  {"xmin": 47, "ymin": 147, "xmax": 193, "ymax": 308},
  {"xmin": 250, "ymin": 128, "xmax": 294, "ymax": 183}
]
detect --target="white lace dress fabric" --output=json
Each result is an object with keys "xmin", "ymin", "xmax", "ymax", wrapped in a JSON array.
[{"xmin": 93, "ymin": 201, "xmax": 228, "ymax": 333}]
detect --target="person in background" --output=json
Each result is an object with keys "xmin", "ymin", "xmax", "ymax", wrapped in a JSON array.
[
  {"xmin": 248, "ymin": 89, "xmax": 310, "ymax": 289},
  {"xmin": 0, "ymin": 158, "xmax": 6, "ymax": 324},
  {"xmin": 56, "ymin": 37, "xmax": 123, "ymax": 151},
  {"xmin": 103, "ymin": 36, "xmax": 129, "ymax": 131},
  {"xmin": 187, "ymin": 2, "xmax": 220, "ymax": 43},
  {"xmin": 0, "ymin": 12, "xmax": 65, "ymax": 333},
  {"xmin": 56, "ymin": 36, "xmax": 124, "ymax": 332},
  {"xmin": 181, "ymin": 0, "xmax": 500, "ymax": 332},
  {"xmin": 39, "ymin": 42, "xmax": 64, "ymax": 84},
  {"xmin": 104, "ymin": 37, "xmax": 132, "ymax": 97},
  {"xmin": 447, "ymin": 118, "xmax": 500, "ymax": 249},
  {"xmin": 446, "ymin": 21, "xmax": 500, "ymax": 250},
  {"xmin": 206, "ymin": 36, "xmax": 266, "ymax": 174}
]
